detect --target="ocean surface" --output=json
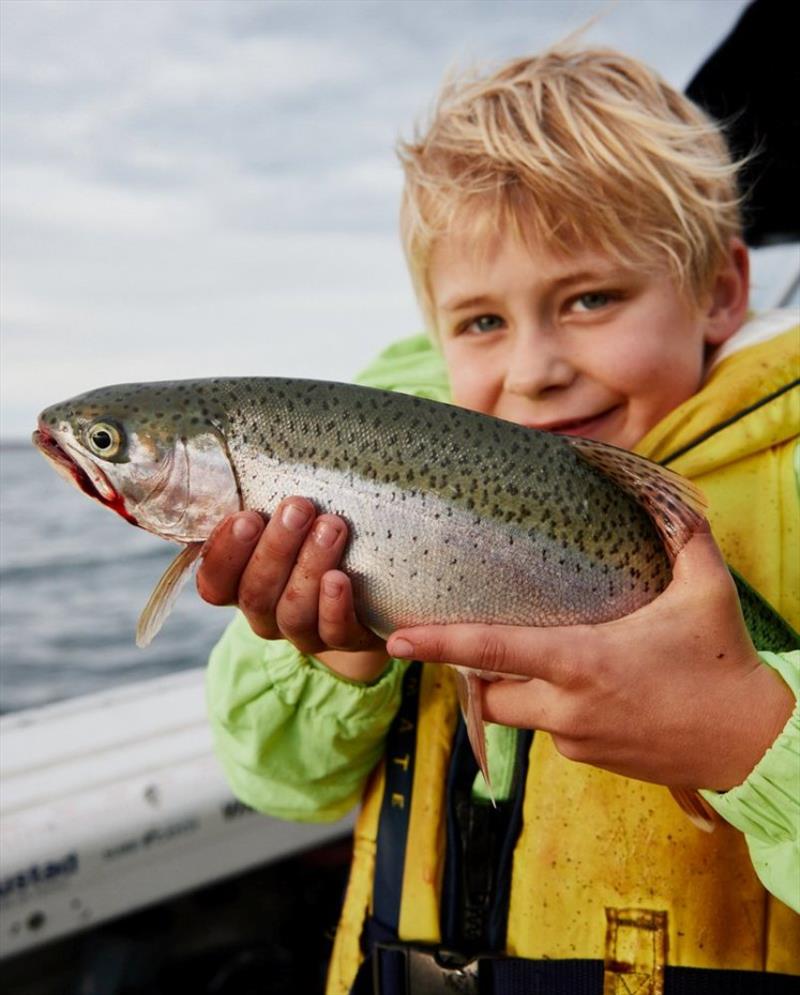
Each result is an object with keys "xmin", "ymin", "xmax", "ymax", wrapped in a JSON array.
[{"xmin": 0, "ymin": 444, "xmax": 234, "ymax": 714}]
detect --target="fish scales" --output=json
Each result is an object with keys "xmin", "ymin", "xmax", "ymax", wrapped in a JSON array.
[{"xmin": 193, "ymin": 379, "xmax": 663, "ymax": 632}]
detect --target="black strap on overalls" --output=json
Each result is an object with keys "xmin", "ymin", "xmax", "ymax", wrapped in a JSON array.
[
  {"xmin": 371, "ymin": 660, "xmax": 424, "ymax": 937},
  {"xmin": 439, "ymin": 719, "xmax": 532, "ymax": 954}
]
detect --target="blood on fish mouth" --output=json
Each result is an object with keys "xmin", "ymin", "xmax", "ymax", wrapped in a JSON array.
[
  {"xmin": 32, "ymin": 427, "xmax": 139, "ymax": 526},
  {"xmin": 33, "ymin": 427, "xmax": 95, "ymax": 494}
]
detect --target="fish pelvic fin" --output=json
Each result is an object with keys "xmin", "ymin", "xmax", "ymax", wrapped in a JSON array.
[
  {"xmin": 453, "ymin": 665, "xmax": 496, "ymax": 808},
  {"xmin": 565, "ymin": 436, "xmax": 707, "ymax": 561},
  {"xmin": 669, "ymin": 787, "xmax": 718, "ymax": 833},
  {"xmin": 136, "ymin": 542, "xmax": 204, "ymax": 648}
]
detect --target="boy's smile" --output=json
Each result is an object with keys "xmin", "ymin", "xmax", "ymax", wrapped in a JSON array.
[{"xmin": 431, "ymin": 235, "xmax": 746, "ymax": 450}]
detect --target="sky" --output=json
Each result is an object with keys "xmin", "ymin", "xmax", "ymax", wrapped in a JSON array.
[{"xmin": 0, "ymin": 0, "xmax": 756, "ymax": 439}]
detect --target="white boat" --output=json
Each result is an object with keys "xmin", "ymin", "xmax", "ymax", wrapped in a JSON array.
[{"xmin": 0, "ymin": 668, "xmax": 354, "ymax": 975}]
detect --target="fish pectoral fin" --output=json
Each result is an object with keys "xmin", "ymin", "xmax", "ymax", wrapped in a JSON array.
[
  {"xmin": 565, "ymin": 436, "xmax": 707, "ymax": 561},
  {"xmin": 453, "ymin": 665, "xmax": 496, "ymax": 808},
  {"xmin": 136, "ymin": 542, "xmax": 205, "ymax": 648},
  {"xmin": 669, "ymin": 787, "xmax": 718, "ymax": 833}
]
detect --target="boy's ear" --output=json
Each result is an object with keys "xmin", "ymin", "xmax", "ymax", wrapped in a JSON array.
[{"xmin": 702, "ymin": 237, "xmax": 750, "ymax": 346}]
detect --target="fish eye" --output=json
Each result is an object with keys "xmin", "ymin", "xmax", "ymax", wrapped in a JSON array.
[{"xmin": 87, "ymin": 421, "xmax": 123, "ymax": 458}]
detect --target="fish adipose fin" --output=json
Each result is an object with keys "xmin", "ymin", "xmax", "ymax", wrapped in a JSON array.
[
  {"xmin": 669, "ymin": 787, "xmax": 718, "ymax": 833},
  {"xmin": 454, "ymin": 666, "xmax": 496, "ymax": 808},
  {"xmin": 565, "ymin": 436, "xmax": 707, "ymax": 561},
  {"xmin": 136, "ymin": 542, "xmax": 205, "ymax": 648}
]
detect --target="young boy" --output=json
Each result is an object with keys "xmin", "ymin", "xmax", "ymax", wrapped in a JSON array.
[{"xmin": 201, "ymin": 47, "xmax": 799, "ymax": 991}]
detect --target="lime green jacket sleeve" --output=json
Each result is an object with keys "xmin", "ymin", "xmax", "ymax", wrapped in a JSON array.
[
  {"xmin": 355, "ymin": 333, "xmax": 451, "ymax": 399},
  {"xmin": 205, "ymin": 335, "xmax": 447, "ymax": 823},
  {"xmin": 701, "ymin": 650, "xmax": 800, "ymax": 912},
  {"xmin": 207, "ymin": 612, "xmax": 409, "ymax": 822}
]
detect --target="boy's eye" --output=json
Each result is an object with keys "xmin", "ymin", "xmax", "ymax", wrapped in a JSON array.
[
  {"xmin": 464, "ymin": 314, "xmax": 504, "ymax": 334},
  {"xmin": 571, "ymin": 291, "xmax": 614, "ymax": 312}
]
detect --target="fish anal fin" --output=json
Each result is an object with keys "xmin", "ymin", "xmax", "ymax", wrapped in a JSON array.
[
  {"xmin": 136, "ymin": 542, "xmax": 204, "ymax": 648},
  {"xmin": 669, "ymin": 787, "xmax": 718, "ymax": 832},
  {"xmin": 453, "ymin": 665, "xmax": 496, "ymax": 807},
  {"xmin": 565, "ymin": 436, "xmax": 707, "ymax": 561}
]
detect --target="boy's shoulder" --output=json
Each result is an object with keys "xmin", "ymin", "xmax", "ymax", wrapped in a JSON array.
[
  {"xmin": 639, "ymin": 310, "xmax": 798, "ymax": 466},
  {"xmin": 708, "ymin": 309, "xmax": 799, "ymax": 372}
]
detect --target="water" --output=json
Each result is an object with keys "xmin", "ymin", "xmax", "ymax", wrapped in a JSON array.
[{"xmin": 0, "ymin": 444, "xmax": 234, "ymax": 714}]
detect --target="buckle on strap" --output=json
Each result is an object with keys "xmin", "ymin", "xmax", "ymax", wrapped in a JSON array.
[{"xmin": 373, "ymin": 942, "xmax": 481, "ymax": 995}]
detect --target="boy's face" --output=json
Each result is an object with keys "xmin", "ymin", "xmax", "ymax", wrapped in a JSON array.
[{"xmin": 430, "ymin": 234, "xmax": 742, "ymax": 450}]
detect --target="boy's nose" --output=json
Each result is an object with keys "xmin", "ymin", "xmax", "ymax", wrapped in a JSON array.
[{"xmin": 503, "ymin": 337, "xmax": 575, "ymax": 397}]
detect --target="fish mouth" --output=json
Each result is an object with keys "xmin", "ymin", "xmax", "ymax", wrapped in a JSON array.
[{"xmin": 32, "ymin": 427, "xmax": 138, "ymax": 525}]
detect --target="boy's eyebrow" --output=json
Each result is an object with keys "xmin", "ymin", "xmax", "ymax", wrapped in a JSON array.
[
  {"xmin": 440, "ymin": 294, "xmax": 494, "ymax": 313},
  {"xmin": 440, "ymin": 269, "xmax": 630, "ymax": 312}
]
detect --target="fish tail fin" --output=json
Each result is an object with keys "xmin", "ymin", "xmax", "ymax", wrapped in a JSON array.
[
  {"xmin": 565, "ymin": 436, "xmax": 707, "ymax": 561},
  {"xmin": 669, "ymin": 787, "xmax": 718, "ymax": 832},
  {"xmin": 453, "ymin": 666, "xmax": 496, "ymax": 807},
  {"xmin": 136, "ymin": 542, "xmax": 204, "ymax": 648}
]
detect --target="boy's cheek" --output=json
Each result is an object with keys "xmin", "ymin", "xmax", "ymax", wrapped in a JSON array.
[
  {"xmin": 447, "ymin": 367, "xmax": 496, "ymax": 415},
  {"xmin": 442, "ymin": 349, "xmax": 492, "ymax": 412}
]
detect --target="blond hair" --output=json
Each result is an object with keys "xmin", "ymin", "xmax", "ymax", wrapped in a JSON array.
[{"xmin": 398, "ymin": 47, "xmax": 744, "ymax": 332}]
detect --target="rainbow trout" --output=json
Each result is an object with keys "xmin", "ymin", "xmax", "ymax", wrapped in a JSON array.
[{"xmin": 32, "ymin": 377, "xmax": 795, "ymax": 826}]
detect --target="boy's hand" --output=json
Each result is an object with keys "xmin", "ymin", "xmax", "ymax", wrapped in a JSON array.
[
  {"xmin": 387, "ymin": 526, "xmax": 795, "ymax": 791},
  {"xmin": 197, "ymin": 500, "xmax": 389, "ymax": 682}
]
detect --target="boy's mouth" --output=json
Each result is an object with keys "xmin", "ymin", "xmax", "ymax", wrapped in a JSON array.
[{"xmin": 525, "ymin": 405, "xmax": 622, "ymax": 438}]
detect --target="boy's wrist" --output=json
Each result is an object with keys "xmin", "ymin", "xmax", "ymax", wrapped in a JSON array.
[
  {"xmin": 315, "ymin": 647, "xmax": 392, "ymax": 684},
  {"xmin": 708, "ymin": 659, "xmax": 796, "ymax": 791}
]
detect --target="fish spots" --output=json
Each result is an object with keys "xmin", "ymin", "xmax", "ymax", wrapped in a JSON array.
[{"xmin": 40, "ymin": 375, "xmax": 674, "ymax": 626}]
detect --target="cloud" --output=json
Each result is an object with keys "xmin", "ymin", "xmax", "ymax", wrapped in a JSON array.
[{"xmin": 1, "ymin": 0, "xmax": 752, "ymax": 437}]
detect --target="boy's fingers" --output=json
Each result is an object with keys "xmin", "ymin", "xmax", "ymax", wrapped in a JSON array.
[
  {"xmin": 387, "ymin": 623, "xmax": 569, "ymax": 681},
  {"xmin": 197, "ymin": 512, "xmax": 265, "ymax": 606},
  {"xmin": 236, "ymin": 498, "xmax": 316, "ymax": 632},
  {"xmin": 275, "ymin": 517, "xmax": 349, "ymax": 650},
  {"xmin": 318, "ymin": 571, "xmax": 377, "ymax": 650}
]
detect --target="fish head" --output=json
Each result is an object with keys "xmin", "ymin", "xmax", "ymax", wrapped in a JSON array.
[{"xmin": 32, "ymin": 380, "xmax": 242, "ymax": 542}]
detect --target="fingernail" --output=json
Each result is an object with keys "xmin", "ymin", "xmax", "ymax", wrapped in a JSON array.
[
  {"xmin": 232, "ymin": 514, "xmax": 261, "ymax": 542},
  {"xmin": 314, "ymin": 520, "xmax": 340, "ymax": 548},
  {"xmin": 322, "ymin": 576, "xmax": 343, "ymax": 598},
  {"xmin": 282, "ymin": 503, "xmax": 311, "ymax": 531},
  {"xmin": 388, "ymin": 637, "xmax": 414, "ymax": 658}
]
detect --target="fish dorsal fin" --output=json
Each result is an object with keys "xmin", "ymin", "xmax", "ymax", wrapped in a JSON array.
[
  {"xmin": 136, "ymin": 542, "xmax": 204, "ymax": 648},
  {"xmin": 565, "ymin": 436, "xmax": 707, "ymax": 561},
  {"xmin": 453, "ymin": 665, "xmax": 496, "ymax": 808}
]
